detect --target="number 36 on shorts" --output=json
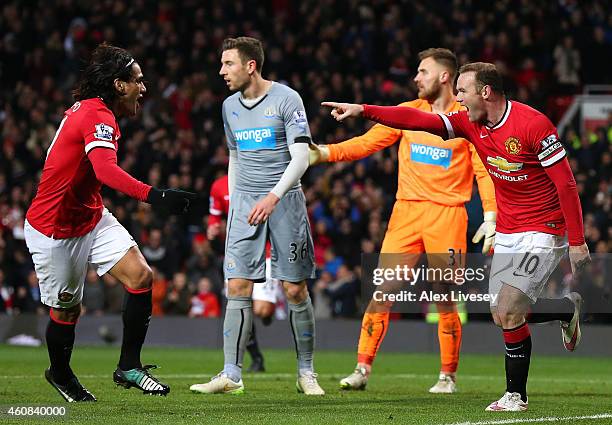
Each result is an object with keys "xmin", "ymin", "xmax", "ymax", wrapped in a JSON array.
[{"xmin": 288, "ymin": 241, "xmax": 308, "ymax": 263}]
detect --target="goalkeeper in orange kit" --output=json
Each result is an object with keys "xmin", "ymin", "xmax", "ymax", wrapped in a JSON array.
[{"xmin": 309, "ymin": 48, "xmax": 496, "ymax": 393}]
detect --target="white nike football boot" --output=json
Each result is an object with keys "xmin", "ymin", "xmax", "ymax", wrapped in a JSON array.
[
  {"xmin": 339, "ymin": 366, "xmax": 368, "ymax": 390},
  {"xmin": 189, "ymin": 372, "xmax": 244, "ymax": 394},
  {"xmin": 428, "ymin": 373, "xmax": 457, "ymax": 394},
  {"xmin": 296, "ymin": 371, "xmax": 325, "ymax": 395},
  {"xmin": 561, "ymin": 292, "xmax": 583, "ymax": 351},
  {"xmin": 485, "ymin": 392, "xmax": 528, "ymax": 411}
]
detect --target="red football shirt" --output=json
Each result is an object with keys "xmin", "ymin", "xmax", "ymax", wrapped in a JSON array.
[
  {"xmin": 26, "ymin": 98, "xmax": 150, "ymax": 239},
  {"xmin": 208, "ymin": 175, "xmax": 272, "ymax": 256},
  {"xmin": 438, "ymin": 101, "xmax": 569, "ymax": 236},
  {"xmin": 208, "ymin": 175, "xmax": 230, "ymax": 227},
  {"xmin": 362, "ymin": 100, "xmax": 584, "ymax": 245}
]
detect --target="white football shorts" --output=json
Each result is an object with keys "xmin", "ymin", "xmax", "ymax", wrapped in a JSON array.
[
  {"xmin": 24, "ymin": 208, "xmax": 137, "ymax": 308},
  {"xmin": 489, "ymin": 231, "xmax": 567, "ymax": 306},
  {"xmin": 251, "ymin": 258, "xmax": 284, "ymax": 304}
]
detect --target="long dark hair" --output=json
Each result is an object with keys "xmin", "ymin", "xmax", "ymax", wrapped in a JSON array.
[{"xmin": 72, "ymin": 43, "xmax": 135, "ymax": 104}]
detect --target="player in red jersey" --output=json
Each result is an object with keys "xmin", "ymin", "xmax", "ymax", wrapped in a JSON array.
[
  {"xmin": 207, "ymin": 175, "xmax": 230, "ymax": 241},
  {"xmin": 24, "ymin": 43, "xmax": 196, "ymax": 402},
  {"xmin": 322, "ymin": 62, "xmax": 590, "ymax": 411},
  {"xmin": 207, "ymin": 174, "xmax": 284, "ymax": 372}
]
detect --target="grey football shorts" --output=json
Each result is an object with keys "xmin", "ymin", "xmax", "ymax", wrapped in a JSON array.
[{"xmin": 224, "ymin": 190, "xmax": 316, "ymax": 283}]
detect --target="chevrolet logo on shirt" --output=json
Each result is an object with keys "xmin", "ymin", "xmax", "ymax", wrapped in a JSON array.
[{"xmin": 487, "ymin": 156, "xmax": 523, "ymax": 173}]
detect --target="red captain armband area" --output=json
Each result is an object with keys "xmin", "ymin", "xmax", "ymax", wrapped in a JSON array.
[
  {"xmin": 362, "ymin": 104, "xmax": 447, "ymax": 138},
  {"xmin": 537, "ymin": 133, "xmax": 567, "ymax": 168},
  {"xmin": 87, "ymin": 147, "xmax": 152, "ymax": 202}
]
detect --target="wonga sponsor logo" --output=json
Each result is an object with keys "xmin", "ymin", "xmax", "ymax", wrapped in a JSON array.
[
  {"xmin": 234, "ymin": 127, "xmax": 276, "ymax": 150},
  {"xmin": 410, "ymin": 143, "xmax": 452, "ymax": 169}
]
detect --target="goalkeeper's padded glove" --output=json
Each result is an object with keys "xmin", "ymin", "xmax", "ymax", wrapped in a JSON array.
[
  {"xmin": 308, "ymin": 143, "xmax": 330, "ymax": 165},
  {"xmin": 146, "ymin": 188, "xmax": 197, "ymax": 214},
  {"xmin": 472, "ymin": 211, "xmax": 496, "ymax": 255}
]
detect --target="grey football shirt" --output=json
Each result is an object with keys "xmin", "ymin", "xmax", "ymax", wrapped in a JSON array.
[{"xmin": 222, "ymin": 82, "xmax": 311, "ymax": 194}]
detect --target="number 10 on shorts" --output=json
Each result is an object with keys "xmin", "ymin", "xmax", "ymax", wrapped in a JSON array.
[{"xmin": 513, "ymin": 252, "xmax": 542, "ymax": 278}]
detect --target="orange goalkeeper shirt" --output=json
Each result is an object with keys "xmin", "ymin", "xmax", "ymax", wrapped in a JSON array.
[{"xmin": 328, "ymin": 99, "xmax": 496, "ymax": 211}]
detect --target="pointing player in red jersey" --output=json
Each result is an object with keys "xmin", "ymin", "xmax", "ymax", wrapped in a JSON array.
[
  {"xmin": 323, "ymin": 62, "xmax": 590, "ymax": 412},
  {"xmin": 24, "ymin": 43, "xmax": 196, "ymax": 402}
]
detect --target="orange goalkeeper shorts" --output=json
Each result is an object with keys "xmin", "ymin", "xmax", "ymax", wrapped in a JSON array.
[{"xmin": 381, "ymin": 200, "xmax": 467, "ymax": 256}]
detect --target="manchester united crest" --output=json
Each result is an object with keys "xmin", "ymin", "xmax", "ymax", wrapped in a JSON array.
[{"xmin": 505, "ymin": 137, "xmax": 521, "ymax": 155}]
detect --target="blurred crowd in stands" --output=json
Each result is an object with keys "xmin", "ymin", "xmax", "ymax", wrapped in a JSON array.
[{"xmin": 1, "ymin": 0, "xmax": 610, "ymax": 320}]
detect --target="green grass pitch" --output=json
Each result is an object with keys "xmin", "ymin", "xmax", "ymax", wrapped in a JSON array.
[{"xmin": 0, "ymin": 345, "xmax": 610, "ymax": 424}]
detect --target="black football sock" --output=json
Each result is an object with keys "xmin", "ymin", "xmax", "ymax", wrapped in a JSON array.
[
  {"xmin": 527, "ymin": 297, "xmax": 574, "ymax": 323},
  {"xmin": 118, "ymin": 288, "xmax": 152, "ymax": 371},
  {"xmin": 246, "ymin": 321, "xmax": 263, "ymax": 360},
  {"xmin": 46, "ymin": 312, "xmax": 77, "ymax": 385},
  {"xmin": 503, "ymin": 322, "xmax": 532, "ymax": 402}
]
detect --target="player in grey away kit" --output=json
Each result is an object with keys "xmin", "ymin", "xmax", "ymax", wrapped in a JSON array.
[{"xmin": 190, "ymin": 37, "xmax": 324, "ymax": 395}]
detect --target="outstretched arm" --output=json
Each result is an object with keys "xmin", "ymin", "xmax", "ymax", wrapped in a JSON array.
[
  {"xmin": 309, "ymin": 124, "xmax": 400, "ymax": 165},
  {"xmin": 88, "ymin": 147, "xmax": 151, "ymax": 200},
  {"xmin": 88, "ymin": 148, "xmax": 196, "ymax": 214},
  {"xmin": 321, "ymin": 102, "xmax": 450, "ymax": 138}
]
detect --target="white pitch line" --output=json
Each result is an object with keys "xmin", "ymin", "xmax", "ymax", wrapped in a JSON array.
[
  {"xmin": 0, "ymin": 372, "xmax": 607, "ymax": 385},
  {"xmin": 442, "ymin": 413, "xmax": 612, "ymax": 425}
]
